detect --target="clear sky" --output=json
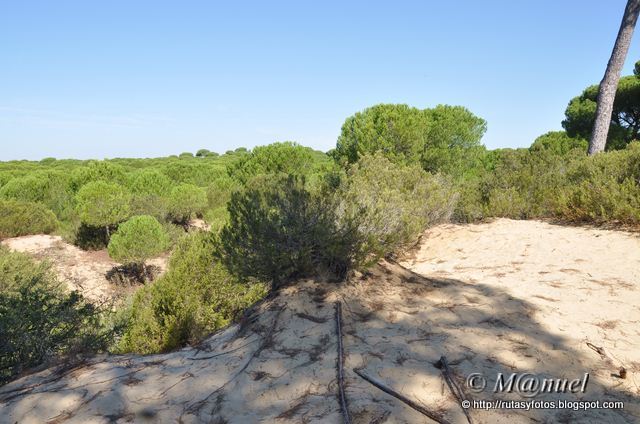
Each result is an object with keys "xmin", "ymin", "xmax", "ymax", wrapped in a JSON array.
[{"xmin": 1, "ymin": 1, "xmax": 639, "ymax": 160}]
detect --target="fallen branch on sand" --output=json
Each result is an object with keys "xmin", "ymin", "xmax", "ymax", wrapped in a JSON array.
[
  {"xmin": 334, "ymin": 301, "xmax": 351, "ymax": 424},
  {"xmin": 586, "ymin": 342, "xmax": 627, "ymax": 379},
  {"xmin": 353, "ymin": 368, "xmax": 452, "ymax": 424},
  {"xmin": 436, "ymin": 356, "xmax": 473, "ymax": 424}
]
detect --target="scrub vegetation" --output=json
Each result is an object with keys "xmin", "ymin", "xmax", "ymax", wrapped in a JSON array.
[{"xmin": 1, "ymin": 62, "xmax": 639, "ymax": 381}]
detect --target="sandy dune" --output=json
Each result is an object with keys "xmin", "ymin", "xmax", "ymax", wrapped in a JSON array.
[
  {"xmin": 1, "ymin": 219, "xmax": 639, "ymax": 423},
  {"xmin": 1, "ymin": 235, "xmax": 168, "ymax": 304}
]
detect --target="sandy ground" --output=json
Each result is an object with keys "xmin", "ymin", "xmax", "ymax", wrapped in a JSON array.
[
  {"xmin": 1, "ymin": 219, "xmax": 639, "ymax": 423},
  {"xmin": 1, "ymin": 235, "xmax": 168, "ymax": 304}
]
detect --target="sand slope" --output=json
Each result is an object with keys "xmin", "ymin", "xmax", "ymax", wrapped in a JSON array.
[
  {"xmin": 1, "ymin": 219, "xmax": 639, "ymax": 423},
  {"xmin": 1, "ymin": 235, "xmax": 168, "ymax": 304}
]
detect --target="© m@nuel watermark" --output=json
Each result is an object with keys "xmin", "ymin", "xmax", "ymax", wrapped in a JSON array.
[{"xmin": 466, "ymin": 372, "xmax": 590, "ymax": 397}]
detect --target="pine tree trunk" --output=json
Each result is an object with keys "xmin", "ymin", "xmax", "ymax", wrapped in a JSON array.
[{"xmin": 589, "ymin": 0, "xmax": 640, "ymax": 155}]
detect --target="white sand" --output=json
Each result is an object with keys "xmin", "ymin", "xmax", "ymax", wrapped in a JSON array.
[
  {"xmin": 1, "ymin": 219, "xmax": 639, "ymax": 423},
  {"xmin": 1, "ymin": 235, "xmax": 168, "ymax": 304}
]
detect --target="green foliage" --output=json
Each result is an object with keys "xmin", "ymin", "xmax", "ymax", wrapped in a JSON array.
[
  {"xmin": 116, "ymin": 232, "xmax": 267, "ymax": 353},
  {"xmin": 196, "ymin": 149, "xmax": 218, "ymax": 158},
  {"xmin": 70, "ymin": 161, "xmax": 128, "ymax": 191},
  {"xmin": 129, "ymin": 169, "xmax": 172, "ymax": 196},
  {"xmin": 335, "ymin": 153, "xmax": 455, "ymax": 263},
  {"xmin": 128, "ymin": 169, "xmax": 172, "ymax": 219},
  {"xmin": 167, "ymin": 183, "xmax": 208, "ymax": 225},
  {"xmin": 0, "ymin": 200, "xmax": 58, "ymax": 238},
  {"xmin": 75, "ymin": 181, "xmax": 131, "ymax": 230},
  {"xmin": 421, "ymin": 105, "xmax": 487, "ymax": 175},
  {"xmin": 0, "ymin": 248, "xmax": 109, "ymax": 384},
  {"xmin": 451, "ymin": 141, "xmax": 640, "ymax": 226},
  {"xmin": 218, "ymin": 157, "xmax": 453, "ymax": 287},
  {"xmin": 530, "ymin": 131, "xmax": 588, "ymax": 155},
  {"xmin": 334, "ymin": 104, "xmax": 430, "ymax": 164},
  {"xmin": 562, "ymin": 73, "xmax": 640, "ymax": 150},
  {"xmin": 0, "ymin": 174, "xmax": 50, "ymax": 203},
  {"xmin": 333, "ymin": 104, "xmax": 486, "ymax": 176},
  {"xmin": 217, "ymin": 174, "xmax": 353, "ymax": 287},
  {"xmin": 108, "ymin": 216, "xmax": 169, "ymax": 266},
  {"xmin": 555, "ymin": 142, "xmax": 640, "ymax": 224},
  {"xmin": 227, "ymin": 142, "xmax": 330, "ymax": 184},
  {"xmin": 161, "ymin": 161, "xmax": 225, "ymax": 186}
]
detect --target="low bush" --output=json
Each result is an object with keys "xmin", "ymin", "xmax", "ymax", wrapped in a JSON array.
[
  {"xmin": 217, "ymin": 174, "xmax": 354, "ymax": 288},
  {"xmin": 108, "ymin": 216, "xmax": 169, "ymax": 279},
  {"xmin": 167, "ymin": 183, "xmax": 208, "ymax": 226},
  {"xmin": 115, "ymin": 232, "xmax": 267, "ymax": 353},
  {"xmin": 218, "ymin": 156, "xmax": 455, "ymax": 288},
  {"xmin": 555, "ymin": 143, "xmax": 640, "ymax": 224},
  {"xmin": 0, "ymin": 248, "xmax": 111, "ymax": 384},
  {"xmin": 0, "ymin": 200, "xmax": 58, "ymax": 239},
  {"xmin": 335, "ymin": 153, "xmax": 456, "ymax": 264}
]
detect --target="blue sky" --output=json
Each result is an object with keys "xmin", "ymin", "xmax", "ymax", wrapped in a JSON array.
[{"xmin": 1, "ymin": 1, "xmax": 639, "ymax": 160}]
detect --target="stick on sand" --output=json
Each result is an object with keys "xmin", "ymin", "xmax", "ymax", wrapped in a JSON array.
[
  {"xmin": 353, "ymin": 368, "xmax": 452, "ymax": 424},
  {"xmin": 335, "ymin": 301, "xmax": 351, "ymax": 424}
]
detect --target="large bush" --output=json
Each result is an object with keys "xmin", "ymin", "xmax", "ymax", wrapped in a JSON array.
[
  {"xmin": 334, "ymin": 104, "xmax": 430, "ymax": 164},
  {"xmin": 420, "ymin": 105, "xmax": 487, "ymax": 176},
  {"xmin": 116, "ymin": 232, "xmax": 267, "ymax": 353},
  {"xmin": 128, "ymin": 169, "xmax": 172, "ymax": 220},
  {"xmin": 217, "ymin": 174, "xmax": 354, "ymax": 288},
  {"xmin": 529, "ymin": 131, "xmax": 588, "ymax": 155},
  {"xmin": 332, "ymin": 103, "xmax": 486, "ymax": 175},
  {"xmin": 227, "ymin": 141, "xmax": 331, "ymax": 184},
  {"xmin": 167, "ymin": 183, "xmax": 208, "ymax": 225},
  {"xmin": 0, "ymin": 175, "xmax": 50, "ymax": 203},
  {"xmin": 108, "ymin": 215, "xmax": 169, "ymax": 271},
  {"xmin": 75, "ymin": 181, "xmax": 131, "ymax": 237},
  {"xmin": 0, "ymin": 200, "xmax": 58, "ymax": 239},
  {"xmin": 70, "ymin": 161, "xmax": 128, "ymax": 191},
  {"xmin": 335, "ymin": 153, "xmax": 456, "ymax": 263},
  {"xmin": 0, "ymin": 248, "xmax": 110, "ymax": 384},
  {"xmin": 218, "ymin": 157, "xmax": 455, "ymax": 288}
]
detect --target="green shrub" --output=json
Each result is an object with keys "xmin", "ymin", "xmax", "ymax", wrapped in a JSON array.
[
  {"xmin": 530, "ymin": 131, "xmax": 588, "ymax": 155},
  {"xmin": 70, "ymin": 161, "xmax": 128, "ymax": 191},
  {"xmin": 115, "ymin": 232, "xmax": 267, "ymax": 353},
  {"xmin": 129, "ymin": 169, "xmax": 172, "ymax": 196},
  {"xmin": 0, "ymin": 175, "xmax": 50, "ymax": 203},
  {"xmin": 335, "ymin": 153, "xmax": 456, "ymax": 263},
  {"xmin": 227, "ymin": 141, "xmax": 330, "ymax": 184},
  {"xmin": 332, "ymin": 103, "xmax": 486, "ymax": 174},
  {"xmin": 0, "ymin": 248, "xmax": 110, "ymax": 384},
  {"xmin": 75, "ymin": 181, "xmax": 131, "ymax": 238},
  {"xmin": 0, "ymin": 200, "xmax": 58, "ymax": 238},
  {"xmin": 218, "ymin": 157, "xmax": 453, "ymax": 288},
  {"xmin": 555, "ymin": 143, "xmax": 640, "ymax": 224},
  {"xmin": 128, "ymin": 170, "xmax": 172, "ymax": 220},
  {"xmin": 108, "ymin": 216, "xmax": 169, "ymax": 271},
  {"xmin": 217, "ymin": 174, "xmax": 353, "ymax": 288},
  {"xmin": 167, "ymin": 183, "xmax": 208, "ymax": 225}
]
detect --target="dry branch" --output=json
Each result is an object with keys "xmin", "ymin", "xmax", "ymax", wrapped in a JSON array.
[
  {"xmin": 436, "ymin": 356, "xmax": 473, "ymax": 424},
  {"xmin": 586, "ymin": 342, "xmax": 627, "ymax": 379},
  {"xmin": 335, "ymin": 301, "xmax": 351, "ymax": 424},
  {"xmin": 353, "ymin": 368, "xmax": 452, "ymax": 424}
]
